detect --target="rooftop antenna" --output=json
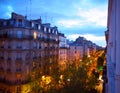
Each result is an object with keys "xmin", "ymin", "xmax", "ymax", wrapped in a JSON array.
[
  {"xmin": 45, "ymin": 13, "xmax": 47, "ymax": 23},
  {"xmin": 29, "ymin": 0, "xmax": 32, "ymax": 20},
  {"xmin": 49, "ymin": 16, "xmax": 53, "ymax": 26},
  {"xmin": 25, "ymin": 0, "xmax": 28, "ymax": 17}
]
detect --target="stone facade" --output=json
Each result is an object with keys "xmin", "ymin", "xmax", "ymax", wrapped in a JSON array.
[{"xmin": 0, "ymin": 12, "xmax": 59, "ymax": 93}]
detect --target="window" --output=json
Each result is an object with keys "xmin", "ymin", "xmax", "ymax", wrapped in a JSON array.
[
  {"xmin": 16, "ymin": 53, "xmax": 22, "ymax": 60},
  {"xmin": 33, "ymin": 32, "xmax": 37, "ymax": 39},
  {"xmin": 10, "ymin": 20, "xmax": 14, "ymax": 26},
  {"xmin": 56, "ymin": 31, "xmax": 58, "ymax": 34},
  {"xmin": 7, "ymin": 53, "xmax": 11, "ymax": 60},
  {"xmin": 18, "ymin": 19, "xmax": 22, "ymax": 27},
  {"xmin": 38, "ymin": 25, "xmax": 41, "ymax": 30},
  {"xmin": 17, "ymin": 41, "xmax": 22, "ymax": 48},
  {"xmin": 1, "ymin": 40, "xmax": 5, "ymax": 48},
  {"xmin": 44, "ymin": 27, "xmax": 46, "ymax": 32},
  {"xmin": 0, "ymin": 52, "xmax": 4, "ymax": 59},
  {"xmin": 49, "ymin": 28, "xmax": 51, "ymax": 33},
  {"xmin": 32, "ymin": 22, "xmax": 34, "ymax": 27},
  {"xmin": 33, "ymin": 42, "xmax": 37, "ymax": 48},
  {"xmin": 8, "ymin": 41, "xmax": 11, "ymax": 48},
  {"xmin": 35, "ymin": 24, "xmax": 38, "ymax": 30},
  {"xmin": 8, "ymin": 31, "xmax": 12, "ymax": 37},
  {"xmin": 17, "ymin": 31, "xmax": 22, "ymax": 38},
  {"xmin": 3, "ymin": 21, "xmax": 6, "ymax": 26},
  {"xmin": 52, "ymin": 29, "xmax": 54, "ymax": 33},
  {"xmin": 32, "ymin": 61, "xmax": 36, "ymax": 67}
]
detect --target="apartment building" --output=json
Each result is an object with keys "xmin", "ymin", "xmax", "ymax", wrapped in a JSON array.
[
  {"xmin": 0, "ymin": 12, "xmax": 59, "ymax": 93},
  {"xmin": 105, "ymin": 0, "xmax": 120, "ymax": 93},
  {"xmin": 58, "ymin": 33, "xmax": 69, "ymax": 71},
  {"xmin": 69, "ymin": 45, "xmax": 83, "ymax": 63}
]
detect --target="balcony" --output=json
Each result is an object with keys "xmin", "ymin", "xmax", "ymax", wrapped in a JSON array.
[
  {"xmin": 16, "ymin": 58, "xmax": 22, "ymax": 60},
  {"xmin": 0, "ymin": 34, "xmax": 34, "ymax": 39},
  {"xmin": 16, "ymin": 46, "xmax": 22, "ymax": 49},
  {"xmin": 33, "ymin": 46, "xmax": 37, "ymax": 49},
  {"xmin": 16, "ymin": 58, "xmax": 22, "ymax": 62}
]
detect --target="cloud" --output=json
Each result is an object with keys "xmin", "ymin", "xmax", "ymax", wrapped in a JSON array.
[
  {"xmin": 5, "ymin": 6, "xmax": 14, "ymax": 17},
  {"xmin": 77, "ymin": 7, "xmax": 107, "ymax": 27},
  {"xmin": 0, "ymin": 3, "xmax": 14, "ymax": 18},
  {"xmin": 57, "ymin": 19, "xmax": 83, "ymax": 28},
  {"xmin": 66, "ymin": 34, "xmax": 106, "ymax": 47},
  {"xmin": 56, "ymin": 5, "xmax": 107, "ymax": 29}
]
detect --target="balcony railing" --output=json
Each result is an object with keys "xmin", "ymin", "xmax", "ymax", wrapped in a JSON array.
[
  {"xmin": 0, "ymin": 78, "xmax": 29, "ymax": 85},
  {"xmin": 16, "ymin": 69, "xmax": 22, "ymax": 72},
  {"xmin": 16, "ymin": 46, "xmax": 22, "ymax": 49},
  {"xmin": 0, "ymin": 34, "xmax": 34, "ymax": 39},
  {"xmin": 16, "ymin": 58, "xmax": 22, "ymax": 61}
]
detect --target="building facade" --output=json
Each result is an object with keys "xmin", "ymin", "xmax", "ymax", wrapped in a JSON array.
[
  {"xmin": 0, "ymin": 12, "xmax": 59, "ymax": 93},
  {"xmin": 69, "ymin": 45, "xmax": 83, "ymax": 64},
  {"xmin": 58, "ymin": 33, "xmax": 69, "ymax": 71},
  {"xmin": 105, "ymin": 0, "xmax": 120, "ymax": 93}
]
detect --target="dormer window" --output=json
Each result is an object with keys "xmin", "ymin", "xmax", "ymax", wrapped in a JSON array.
[
  {"xmin": 49, "ymin": 28, "xmax": 51, "ymax": 33},
  {"xmin": 35, "ymin": 24, "xmax": 38, "ymax": 30},
  {"xmin": 38, "ymin": 25, "xmax": 41, "ymax": 30},
  {"xmin": 56, "ymin": 31, "xmax": 58, "ymax": 34},
  {"xmin": 52, "ymin": 29, "xmax": 54, "ymax": 33},
  {"xmin": 32, "ymin": 22, "xmax": 34, "ymax": 27},
  {"xmin": 18, "ymin": 19, "xmax": 22, "ymax": 27},
  {"xmin": 44, "ymin": 27, "xmax": 46, "ymax": 32}
]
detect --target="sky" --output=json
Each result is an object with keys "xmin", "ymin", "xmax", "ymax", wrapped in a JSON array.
[{"xmin": 0, "ymin": 0, "xmax": 108, "ymax": 47}]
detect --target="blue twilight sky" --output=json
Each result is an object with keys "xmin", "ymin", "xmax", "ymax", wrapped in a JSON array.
[{"xmin": 0, "ymin": 0, "xmax": 108, "ymax": 47}]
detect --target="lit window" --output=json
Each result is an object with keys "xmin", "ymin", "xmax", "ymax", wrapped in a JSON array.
[
  {"xmin": 1, "ymin": 40, "xmax": 5, "ymax": 48},
  {"xmin": 33, "ymin": 32, "xmax": 37, "ymax": 39},
  {"xmin": 32, "ymin": 61, "xmax": 36, "ymax": 67}
]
